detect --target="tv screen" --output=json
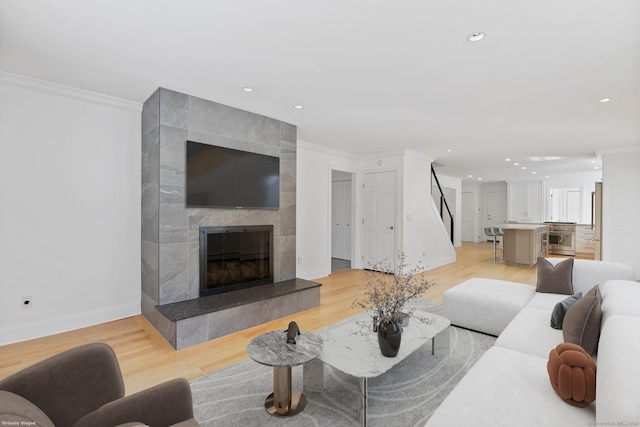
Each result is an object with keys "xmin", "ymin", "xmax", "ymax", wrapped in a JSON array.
[{"xmin": 186, "ymin": 141, "xmax": 280, "ymax": 209}]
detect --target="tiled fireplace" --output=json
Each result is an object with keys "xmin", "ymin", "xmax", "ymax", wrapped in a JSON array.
[{"xmin": 141, "ymin": 88, "xmax": 319, "ymax": 349}]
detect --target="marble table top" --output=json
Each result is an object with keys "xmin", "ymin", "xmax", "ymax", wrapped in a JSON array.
[
  {"xmin": 247, "ymin": 330, "xmax": 323, "ymax": 368},
  {"xmin": 317, "ymin": 310, "xmax": 450, "ymax": 378}
]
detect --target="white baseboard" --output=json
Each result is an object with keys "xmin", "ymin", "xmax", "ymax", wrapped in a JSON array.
[
  {"xmin": 425, "ymin": 255, "xmax": 457, "ymax": 270},
  {"xmin": 298, "ymin": 269, "xmax": 331, "ymax": 281},
  {"xmin": 0, "ymin": 302, "xmax": 141, "ymax": 346}
]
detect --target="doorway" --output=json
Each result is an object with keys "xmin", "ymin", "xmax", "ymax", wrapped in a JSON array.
[{"xmin": 331, "ymin": 170, "xmax": 354, "ymax": 273}]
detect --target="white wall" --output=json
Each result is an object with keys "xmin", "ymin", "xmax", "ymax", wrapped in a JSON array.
[
  {"xmin": 600, "ymin": 148, "xmax": 640, "ymax": 278},
  {"xmin": 432, "ymin": 173, "xmax": 462, "ymax": 247},
  {"xmin": 297, "ymin": 142, "xmax": 361, "ymax": 279},
  {"xmin": 0, "ymin": 73, "xmax": 142, "ymax": 345},
  {"xmin": 297, "ymin": 144, "xmax": 456, "ymax": 279},
  {"xmin": 402, "ymin": 152, "xmax": 456, "ymax": 269}
]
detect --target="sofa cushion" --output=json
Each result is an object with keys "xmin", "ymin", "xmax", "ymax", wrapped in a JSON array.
[
  {"xmin": 425, "ymin": 346, "xmax": 595, "ymax": 427},
  {"xmin": 547, "ymin": 343, "xmax": 596, "ymax": 407},
  {"xmin": 495, "ymin": 306, "xmax": 564, "ymax": 359},
  {"xmin": 546, "ymin": 258, "xmax": 636, "ymax": 295},
  {"xmin": 596, "ymin": 315, "xmax": 640, "ymax": 425},
  {"xmin": 563, "ymin": 286, "xmax": 601, "ymax": 355},
  {"xmin": 536, "ymin": 257, "xmax": 574, "ymax": 294},
  {"xmin": 444, "ymin": 278, "xmax": 536, "ymax": 336},
  {"xmin": 0, "ymin": 390, "xmax": 55, "ymax": 427},
  {"xmin": 600, "ymin": 280, "xmax": 640, "ymax": 325},
  {"xmin": 550, "ymin": 293, "xmax": 582, "ymax": 330},
  {"xmin": 525, "ymin": 292, "xmax": 570, "ymax": 310}
]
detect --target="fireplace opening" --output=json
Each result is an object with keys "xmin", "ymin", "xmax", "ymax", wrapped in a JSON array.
[{"xmin": 199, "ymin": 225, "xmax": 274, "ymax": 297}]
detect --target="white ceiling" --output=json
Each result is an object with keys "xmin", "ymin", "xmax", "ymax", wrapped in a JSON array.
[{"xmin": 2, "ymin": 0, "xmax": 639, "ymax": 182}]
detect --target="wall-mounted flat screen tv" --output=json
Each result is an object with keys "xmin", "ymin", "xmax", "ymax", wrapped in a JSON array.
[{"xmin": 186, "ymin": 141, "xmax": 280, "ymax": 209}]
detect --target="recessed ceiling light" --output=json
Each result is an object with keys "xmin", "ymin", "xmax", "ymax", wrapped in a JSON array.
[
  {"xmin": 293, "ymin": 105, "xmax": 304, "ymax": 109},
  {"xmin": 594, "ymin": 166, "xmax": 600, "ymax": 170},
  {"xmin": 528, "ymin": 156, "xmax": 562, "ymax": 161},
  {"xmin": 242, "ymin": 87, "xmax": 254, "ymax": 92},
  {"xmin": 521, "ymin": 166, "xmax": 527, "ymax": 170},
  {"xmin": 478, "ymin": 177, "xmax": 483, "ymax": 181},
  {"xmin": 505, "ymin": 158, "xmax": 511, "ymax": 162},
  {"xmin": 545, "ymin": 175, "xmax": 550, "ymax": 179},
  {"xmin": 514, "ymin": 163, "xmax": 520, "ymax": 166},
  {"xmin": 598, "ymin": 98, "xmax": 611, "ymax": 103},
  {"xmin": 468, "ymin": 32, "xmax": 485, "ymax": 42},
  {"xmin": 447, "ymin": 149, "xmax": 452, "ymax": 152},
  {"xmin": 591, "ymin": 160, "xmax": 598, "ymax": 163},
  {"xmin": 532, "ymin": 171, "xmax": 537, "ymax": 174},
  {"xmin": 468, "ymin": 174, "xmax": 473, "ymax": 178}
]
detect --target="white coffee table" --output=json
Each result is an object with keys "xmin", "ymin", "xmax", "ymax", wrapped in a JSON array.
[{"xmin": 303, "ymin": 309, "xmax": 450, "ymax": 426}]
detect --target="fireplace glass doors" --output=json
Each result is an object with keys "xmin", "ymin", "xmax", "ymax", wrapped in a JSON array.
[{"xmin": 199, "ymin": 225, "xmax": 273, "ymax": 297}]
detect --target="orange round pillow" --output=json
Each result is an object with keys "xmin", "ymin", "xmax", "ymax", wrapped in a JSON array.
[{"xmin": 547, "ymin": 343, "xmax": 596, "ymax": 407}]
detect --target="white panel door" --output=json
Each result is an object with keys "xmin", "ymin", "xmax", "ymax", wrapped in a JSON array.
[
  {"xmin": 331, "ymin": 180, "xmax": 352, "ymax": 260},
  {"xmin": 487, "ymin": 191, "xmax": 507, "ymax": 229},
  {"xmin": 363, "ymin": 171, "xmax": 395, "ymax": 270},
  {"xmin": 461, "ymin": 192, "xmax": 474, "ymax": 242},
  {"xmin": 331, "ymin": 181, "xmax": 342, "ymax": 258}
]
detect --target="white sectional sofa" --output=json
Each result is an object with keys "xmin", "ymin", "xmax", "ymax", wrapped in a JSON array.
[{"xmin": 427, "ymin": 258, "xmax": 639, "ymax": 427}]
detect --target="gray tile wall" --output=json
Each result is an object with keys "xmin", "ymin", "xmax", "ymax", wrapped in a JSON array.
[{"xmin": 141, "ymin": 88, "xmax": 297, "ymax": 345}]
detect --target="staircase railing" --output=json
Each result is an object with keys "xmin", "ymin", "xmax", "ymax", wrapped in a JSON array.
[{"xmin": 431, "ymin": 165, "xmax": 454, "ymax": 245}]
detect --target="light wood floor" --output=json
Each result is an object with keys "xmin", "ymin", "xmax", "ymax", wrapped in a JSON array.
[{"xmin": 1, "ymin": 243, "xmax": 547, "ymax": 394}]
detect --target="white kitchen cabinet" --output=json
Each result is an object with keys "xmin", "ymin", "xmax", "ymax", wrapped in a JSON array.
[
  {"xmin": 575, "ymin": 224, "xmax": 595, "ymax": 255},
  {"xmin": 510, "ymin": 181, "xmax": 542, "ymax": 223}
]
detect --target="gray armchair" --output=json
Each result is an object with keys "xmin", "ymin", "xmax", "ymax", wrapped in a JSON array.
[{"xmin": 0, "ymin": 343, "xmax": 200, "ymax": 427}]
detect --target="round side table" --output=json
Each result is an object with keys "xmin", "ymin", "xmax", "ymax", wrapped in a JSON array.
[{"xmin": 247, "ymin": 330, "xmax": 323, "ymax": 416}]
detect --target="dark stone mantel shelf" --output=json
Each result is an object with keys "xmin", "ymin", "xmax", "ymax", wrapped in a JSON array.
[{"xmin": 156, "ymin": 278, "xmax": 321, "ymax": 322}]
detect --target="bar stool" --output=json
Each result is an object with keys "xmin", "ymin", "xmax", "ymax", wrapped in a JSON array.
[
  {"xmin": 492, "ymin": 227, "xmax": 504, "ymax": 263},
  {"xmin": 484, "ymin": 227, "xmax": 502, "ymax": 264}
]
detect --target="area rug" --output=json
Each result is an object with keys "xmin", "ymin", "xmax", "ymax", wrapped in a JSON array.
[{"xmin": 191, "ymin": 300, "xmax": 495, "ymax": 427}]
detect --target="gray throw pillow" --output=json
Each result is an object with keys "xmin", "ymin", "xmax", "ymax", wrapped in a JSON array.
[
  {"xmin": 563, "ymin": 285, "xmax": 602, "ymax": 355},
  {"xmin": 550, "ymin": 292, "xmax": 582, "ymax": 329},
  {"xmin": 536, "ymin": 257, "xmax": 574, "ymax": 295}
]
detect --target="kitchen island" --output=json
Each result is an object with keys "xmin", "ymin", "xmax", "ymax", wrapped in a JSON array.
[{"xmin": 501, "ymin": 224, "xmax": 549, "ymax": 268}]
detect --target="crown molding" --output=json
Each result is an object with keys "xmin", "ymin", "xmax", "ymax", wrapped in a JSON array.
[
  {"xmin": 0, "ymin": 71, "xmax": 142, "ymax": 112},
  {"xmin": 596, "ymin": 146, "xmax": 640, "ymax": 159},
  {"xmin": 403, "ymin": 149, "xmax": 436, "ymax": 163},
  {"xmin": 296, "ymin": 140, "xmax": 360, "ymax": 160}
]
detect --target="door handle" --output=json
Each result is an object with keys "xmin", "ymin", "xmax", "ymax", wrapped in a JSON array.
[{"xmin": 386, "ymin": 226, "xmax": 394, "ymax": 230}]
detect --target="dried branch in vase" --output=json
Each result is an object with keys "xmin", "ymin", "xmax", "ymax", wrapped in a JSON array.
[{"xmin": 352, "ymin": 251, "xmax": 435, "ymax": 326}]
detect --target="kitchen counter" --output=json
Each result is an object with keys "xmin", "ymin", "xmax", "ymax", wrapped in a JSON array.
[
  {"xmin": 500, "ymin": 223, "xmax": 549, "ymax": 231},
  {"xmin": 500, "ymin": 224, "xmax": 549, "ymax": 268}
]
